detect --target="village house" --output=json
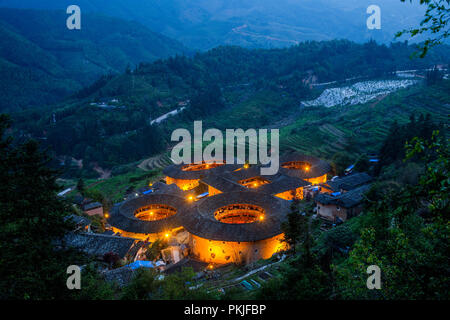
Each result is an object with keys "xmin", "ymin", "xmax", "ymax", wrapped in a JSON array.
[
  {"xmin": 82, "ymin": 201, "xmax": 104, "ymax": 217},
  {"xmin": 315, "ymin": 184, "xmax": 372, "ymax": 225},
  {"xmin": 64, "ymin": 214, "xmax": 92, "ymax": 232},
  {"xmin": 72, "ymin": 194, "xmax": 104, "ymax": 217},
  {"xmin": 319, "ymin": 172, "xmax": 372, "ymax": 194},
  {"xmin": 62, "ymin": 233, "xmax": 147, "ymax": 263}
]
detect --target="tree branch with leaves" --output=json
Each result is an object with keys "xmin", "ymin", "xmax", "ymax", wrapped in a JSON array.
[{"xmin": 396, "ymin": 0, "xmax": 450, "ymax": 57}]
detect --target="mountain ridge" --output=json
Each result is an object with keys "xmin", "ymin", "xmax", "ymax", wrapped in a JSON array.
[
  {"xmin": 0, "ymin": 0, "xmax": 427, "ymax": 50},
  {"xmin": 0, "ymin": 7, "xmax": 189, "ymax": 111}
]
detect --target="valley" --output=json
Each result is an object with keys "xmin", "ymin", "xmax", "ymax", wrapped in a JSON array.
[
  {"xmin": 0, "ymin": 0, "xmax": 427, "ymax": 50},
  {"xmin": 0, "ymin": 8, "xmax": 189, "ymax": 112},
  {"xmin": 9, "ymin": 40, "xmax": 449, "ymax": 181},
  {"xmin": 1, "ymin": 0, "xmax": 449, "ymax": 302}
]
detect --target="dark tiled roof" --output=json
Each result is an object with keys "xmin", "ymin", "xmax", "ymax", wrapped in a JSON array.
[
  {"xmin": 109, "ymin": 154, "xmax": 331, "ymax": 243},
  {"xmin": 103, "ymin": 266, "xmax": 136, "ymax": 288},
  {"xmin": 63, "ymin": 233, "xmax": 138, "ymax": 259},
  {"xmin": 137, "ymin": 186, "xmax": 152, "ymax": 194},
  {"xmin": 151, "ymin": 181, "xmax": 166, "ymax": 189},
  {"xmin": 181, "ymin": 192, "xmax": 290, "ymax": 242},
  {"xmin": 83, "ymin": 201, "xmax": 103, "ymax": 211},
  {"xmin": 107, "ymin": 193, "xmax": 189, "ymax": 234},
  {"xmin": 257, "ymin": 175, "xmax": 311, "ymax": 195},
  {"xmin": 127, "ymin": 241, "xmax": 146, "ymax": 258},
  {"xmin": 226, "ymin": 165, "xmax": 265, "ymax": 181},
  {"xmin": 279, "ymin": 153, "xmax": 331, "ymax": 179},
  {"xmin": 325, "ymin": 172, "xmax": 372, "ymax": 192},
  {"xmin": 64, "ymin": 214, "xmax": 91, "ymax": 228},
  {"xmin": 315, "ymin": 184, "xmax": 371, "ymax": 208},
  {"xmin": 163, "ymin": 154, "xmax": 330, "ymax": 182},
  {"xmin": 210, "ymin": 163, "xmax": 243, "ymax": 174},
  {"xmin": 163, "ymin": 164, "xmax": 201, "ymax": 180},
  {"xmin": 200, "ymin": 175, "xmax": 247, "ymax": 193},
  {"xmin": 151, "ymin": 182, "xmax": 184, "ymax": 196},
  {"xmin": 163, "ymin": 162, "xmax": 232, "ymax": 180}
]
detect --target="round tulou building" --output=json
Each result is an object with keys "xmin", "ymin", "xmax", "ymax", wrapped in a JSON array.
[
  {"xmin": 163, "ymin": 161, "xmax": 230, "ymax": 191},
  {"xmin": 279, "ymin": 153, "xmax": 331, "ymax": 185},
  {"xmin": 108, "ymin": 153, "xmax": 330, "ymax": 265},
  {"xmin": 181, "ymin": 192, "xmax": 290, "ymax": 264},
  {"xmin": 108, "ymin": 193, "xmax": 189, "ymax": 241}
]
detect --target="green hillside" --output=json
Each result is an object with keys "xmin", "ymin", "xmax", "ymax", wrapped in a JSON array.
[
  {"xmin": 9, "ymin": 40, "xmax": 450, "ymax": 177},
  {"xmin": 279, "ymin": 80, "xmax": 450, "ymax": 158},
  {"xmin": 0, "ymin": 8, "xmax": 189, "ymax": 112},
  {"xmin": 0, "ymin": 0, "xmax": 428, "ymax": 50}
]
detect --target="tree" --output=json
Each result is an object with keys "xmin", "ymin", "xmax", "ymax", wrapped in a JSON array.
[
  {"xmin": 335, "ymin": 132, "xmax": 449, "ymax": 299},
  {"xmin": 281, "ymin": 200, "xmax": 303, "ymax": 254},
  {"xmin": 157, "ymin": 267, "xmax": 214, "ymax": 300},
  {"xmin": 121, "ymin": 267, "xmax": 215, "ymax": 300},
  {"xmin": 258, "ymin": 208, "xmax": 333, "ymax": 300},
  {"xmin": 257, "ymin": 257, "xmax": 331, "ymax": 300},
  {"xmin": 324, "ymin": 225, "xmax": 356, "ymax": 253},
  {"xmin": 76, "ymin": 178, "xmax": 85, "ymax": 195},
  {"xmin": 145, "ymin": 238, "xmax": 168, "ymax": 261},
  {"xmin": 72, "ymin": 264, "xmax": 115, "ymax": 300},
  {"xmin": 354, "ymin": 154, "xmax": 370, "ymax": 173},
  {"xmin": 331, "ymin": 152, "xmax": 353, "ymax": 176},
  {"xmin": 396, "ymin": 0, "xmax": 450, "ymax": 57},
  {"xmin": 121, "ymin": 268, "xmax": 160, "ymax": 300},
  {"xmin": 0, "ymin": 114, "xmax": 75, "ymax": 299},
  {"xmin": 375, "ymin": 114, "xmax": 443, "ymax": 176},
  {"xmin": 103, "ymin": 252, "xmax": 121, "ymax": 269},
  {"xmin": 0, "ymin": 114, "xmax": 111, "ymax": 299}
]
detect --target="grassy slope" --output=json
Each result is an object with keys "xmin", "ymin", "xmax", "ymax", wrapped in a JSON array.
[
  {"xmin": 279, "ymin": 81, "xmax": 450, "ymax": 159},
  {"xmin": 0, "ymin": 8, "xmax": 188, "ymax": 111},
  {"xmin": 84, "ymin": 80, "xmax": 449, "ymax": 201}
]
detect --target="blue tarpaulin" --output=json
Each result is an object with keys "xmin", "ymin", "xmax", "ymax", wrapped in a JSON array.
[
  {"xmin": 126, "ymin": 260, "xmax": 154, "ymax": 270},
  {"xmin": 196, "ymin": 192, "xmax": 209, "ymax": 199},
  {"xmin": 142, "ymin": 189, "xmax": 153, "ymax": 194}
]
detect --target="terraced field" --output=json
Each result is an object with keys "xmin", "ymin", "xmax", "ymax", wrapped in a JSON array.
[
  {"xmin": 280, "ymin": 81, "xmax": 450, "ymax": 160},
  {"xmin": 138, "ymin": 153, "xmax": 173, "ymax": 171},
  {"xmin": 83, "ymin": 81, "xmax": 449, "ymax": 202}
]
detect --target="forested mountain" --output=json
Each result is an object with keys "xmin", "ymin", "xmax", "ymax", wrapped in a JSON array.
[
  {"xmin": 0, "ymin": 0, "xmax": 448, "ymax": 303},
  {"xmin": 0, "ymin": 8, "xmax": 189, "ymax": 112},
  {"xmin": 0, "ymin": 0, "xmax": 426, "ymax": 50},
  {"xmin": 10, "ymin": 40, "xmax": 450, "ymax": 176}
]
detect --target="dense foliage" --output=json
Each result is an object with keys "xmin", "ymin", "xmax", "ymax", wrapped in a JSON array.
[
  {"xmin": 397, "ymin": 0, "xmax": 450, "ymax": 57},
  {"xmin": 335, "ymin": 133, "xmax": 449, "ymax": 299},
  {"xmin": 0, "ymin": 8, "xmax": 188, "ymax": 112},
  {"xmin": 0, "ymin": 114, "xmax": 216, "ymax": 300},
  {"xmin": 121, "ymin": 267, "xmax": 215, "ymax": 300},
  {"xmin": 375, "ymin": 112, "xmax": 445, "ymax": 175},
  {"xmin": 0, "ymin": 114, "xmax": 86, "ymax": 299},
  {"xmin": 10, "ymin": 40, "xmax": 450, "ymax": 177},
  {"xmin": 259, "ymin": 130, "xmax": 449, "ymax": 300}
]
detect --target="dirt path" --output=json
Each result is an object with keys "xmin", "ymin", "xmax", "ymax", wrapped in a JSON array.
[{"xmin": 369, "ymin": 93, "xmax": 388, "ymax": 108}]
